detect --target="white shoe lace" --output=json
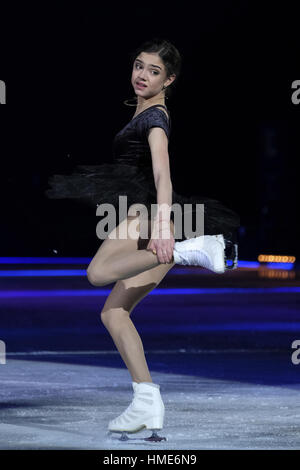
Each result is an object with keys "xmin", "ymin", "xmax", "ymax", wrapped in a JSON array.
[
  {"xmin": 192, "ymin": 248, "xmax": 212, "ymax": 268},
  {"xmin": 180, "ymin": 247, "xmax": 212, "ymax": 267},
  {"xmin": 177, "ymin": 236, "xmax": 215, "ymax": 266}
]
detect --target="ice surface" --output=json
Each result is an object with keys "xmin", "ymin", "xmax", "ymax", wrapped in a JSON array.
[{"xmin": 1, "ymin": 352, "xmax": 300, "ymax": 450}]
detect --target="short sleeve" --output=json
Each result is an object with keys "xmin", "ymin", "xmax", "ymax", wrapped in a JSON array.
[{"xmin": 138, "ymin": 107, "xmax": 170, "ymax": 140}]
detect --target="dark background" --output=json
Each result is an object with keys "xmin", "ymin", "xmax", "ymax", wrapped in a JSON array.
[{"xmin": 0, "ymin": 1, "xmax": 299, "ymax": 260}]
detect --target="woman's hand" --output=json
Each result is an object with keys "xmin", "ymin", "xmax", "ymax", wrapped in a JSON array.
[{"xmin": 146, "ymin": 220, "xmax": 175, "ymax": 264}]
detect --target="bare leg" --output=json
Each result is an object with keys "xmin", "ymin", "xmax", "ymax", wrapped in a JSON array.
[
  {"xmin": 101, "ymin": 306, "xmax": 153, "ymax": 383},
  {"xmin": 88, "ymin": 216, "xmax": 175, "ymax": 383},
  {"xmin": 87, "ymin": 215, "xmax": 175, "ymax": 286},
  {"xmin": 100, "ymin": 262, "xmax": 174, "ymax": 383}
]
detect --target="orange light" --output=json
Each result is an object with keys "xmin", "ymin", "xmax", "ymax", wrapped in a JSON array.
[{"xmin": 258, "ymin": 254, "xmax": 296, "ymax": 263}]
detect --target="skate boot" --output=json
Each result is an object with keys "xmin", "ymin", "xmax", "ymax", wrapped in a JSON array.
[
  {"xmin": 173, "ymin": 234, "xmax": 227, "ymax": 273},
  {"xmin": 108, "ymin": 382, "xmax": 166, "ymax": 442}
]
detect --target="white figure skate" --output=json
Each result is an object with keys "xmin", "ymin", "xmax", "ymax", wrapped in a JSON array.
[
  {"xmin": 173, "ymin": 234, "xmax": 228, "ymax": 273},
  {"xmin": 108, "ymin": 382, "xmax": 166, "ymax": 442}
]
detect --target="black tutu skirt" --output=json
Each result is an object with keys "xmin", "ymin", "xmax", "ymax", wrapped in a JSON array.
[{"xmin": 45, "ymin": 163, "xmax": 240, "ymax": 244}]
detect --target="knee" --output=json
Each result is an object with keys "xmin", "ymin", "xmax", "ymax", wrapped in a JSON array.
[
  {"xmin": 100, "ymin": 309, "xmax": 112, "ymax": 327},
  {"xmin": 100, "ymin": 307, "xmax": 129, "ymax": 328},
  {"xmin": 86, "ymin": 265, "xmax": 101, "ymax": 286},
  {"xmin": 86, "ymin": 265, "xmax": 111, "ymax": 286}
]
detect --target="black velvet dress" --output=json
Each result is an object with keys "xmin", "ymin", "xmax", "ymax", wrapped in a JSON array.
[{"xmin": 45, "ymin": 104, "xmax": 240, "ymax": 244}]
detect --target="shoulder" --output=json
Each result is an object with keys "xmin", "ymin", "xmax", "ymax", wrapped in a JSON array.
[
  {"xmin": 141, "ymin": 106, "xmax": 169, "ymax": 124},
  {"xmin": 138, "ymin": 107, "xmax": 170, "ymax": 139},
  {"xmin": 149, "ymin": 106, "xmax": 169, "ymax": 121}
]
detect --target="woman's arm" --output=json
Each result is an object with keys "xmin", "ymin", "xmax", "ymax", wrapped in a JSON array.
[
  {"xmin": 155, "ymin": 174, "xmax": 173, "ymax": 221},
  {"xmin": 147, "ymin": 127, "xmax": 175, "ymax": 263},
  {"xmin": 148, "ymin": 127, "xmax": 173, "ymax": 222}
]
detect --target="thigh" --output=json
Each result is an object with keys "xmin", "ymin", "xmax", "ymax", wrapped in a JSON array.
[
  {"xmin": 88, "ymin": 214, "xmax": 174, "ymax": 269},
  {"xmin": 88, "ymin": 215, "xmax": 143, "ymax": 271}
]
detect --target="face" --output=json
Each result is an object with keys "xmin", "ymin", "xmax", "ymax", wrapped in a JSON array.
[{"xmin": 131, "ymin": 52, "xmax": 174, "ymax": 99}]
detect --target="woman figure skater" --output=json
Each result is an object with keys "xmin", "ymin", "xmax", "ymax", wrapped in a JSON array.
[{"xmin": 45, "ymin": 37, "xmax": 240, "ymax": 442}]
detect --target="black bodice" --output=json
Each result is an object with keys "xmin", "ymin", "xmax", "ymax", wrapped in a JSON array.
[{"xmin": 112, "ymin": 104, "xmax": 171, "ymax": 168}]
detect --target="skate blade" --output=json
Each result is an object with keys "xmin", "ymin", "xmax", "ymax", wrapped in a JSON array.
[
  {"xmin": 108, "ymin": 429, "xmax": 167, "ymax": 443},
  {"xmin": 211, "ymin": 234, "xmax": 239, "ymax": 272},
  {"xmin": 224, "ymin": 239, "xmax": 238, "ymax": 270},
  {"xmin": 144, "ymin": 431, "xmax": 167, "ymax": 442},
  {"xmin": 119, "ymin": 430, "xmax": 167, "ymax": 442}
]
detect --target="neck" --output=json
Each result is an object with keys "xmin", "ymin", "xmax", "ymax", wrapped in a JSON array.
[{"xmin": 136, "ymin": 94, "xmax": 166, "ymax": 111}]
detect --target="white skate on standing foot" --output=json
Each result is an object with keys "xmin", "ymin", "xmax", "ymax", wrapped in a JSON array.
[
  {"xmin": 107, "ymin": 382, "xmax": 167, "ymax": 442},
  {"xmin": 173, "ymin": 233, "xmax": 238, "ymax": 273}
]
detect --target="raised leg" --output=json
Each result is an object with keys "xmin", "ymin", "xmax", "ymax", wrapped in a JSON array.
[{"xmin": 86, "ymin": 215, "xmax": 175, "ymax": 286}]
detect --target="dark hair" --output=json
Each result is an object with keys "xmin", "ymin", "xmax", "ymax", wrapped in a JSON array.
[{"xmin": 129, "ymin": 37, "xmax": 182, "ymax": 99}]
